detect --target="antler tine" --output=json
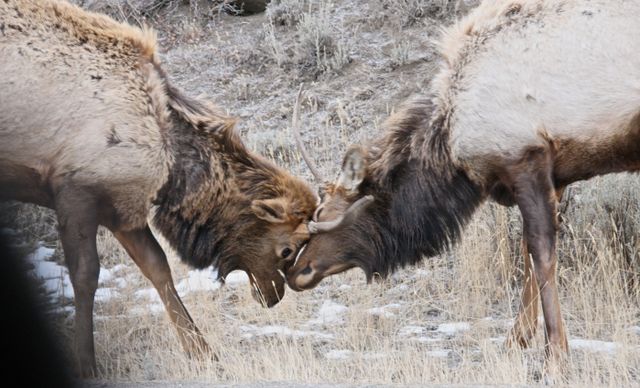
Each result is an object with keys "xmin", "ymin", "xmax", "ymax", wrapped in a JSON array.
[
  {"xmin": 292, "ymin": 84, "xmax": 324, "ymax": 183},
  {"xmin": 308, "ymin": 195, "xmax": 374, "ymax": 234}
]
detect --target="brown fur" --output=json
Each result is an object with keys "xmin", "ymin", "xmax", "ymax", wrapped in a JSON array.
[{"xmin": 0, "ymin": 0, "xmax": 316, "ymax": 377}]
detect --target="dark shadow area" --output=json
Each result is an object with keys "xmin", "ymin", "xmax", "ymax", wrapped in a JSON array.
[{"xmin": 0, "ymin": 229, "xmax": 76, "ymax": 388}]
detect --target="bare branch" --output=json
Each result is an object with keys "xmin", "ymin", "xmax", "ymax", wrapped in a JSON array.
[{"xmin": 292, "ymin": 84, "xmax": 324, "ymax": 183}]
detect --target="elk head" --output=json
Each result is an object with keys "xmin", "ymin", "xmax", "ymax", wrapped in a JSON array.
[
  {"xmin": 242, "ymin": 196, "xmax": 314, "ymax": 306},
  {"xmin": 287, "ymin": 146, "xmax": 376, "ymax": 291}
]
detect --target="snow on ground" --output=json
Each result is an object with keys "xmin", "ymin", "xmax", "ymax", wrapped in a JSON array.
[
  {"xmin": 240, "ymin": 324, "xmax": 334, "ymax": 340},
  {"xmin": 569, "ymin": 339, "xmax": 620, "ymax": 354},
  {"xmin": 398, "ymin": 325, "xmax": 425, "ymax": 337},
  {"xmin": 24, "ymin": 243, "xmax": 243, "ymax": 315},
  {"xmin": 25, "ymin": 244, "xmax": 634, "ymax": 361},
  {"xmin": 130, "ymin": 303, "xmax": 166, "ymax": 316},
  {"xmin": 436, "ymin": 322, "xmax": 471, "ymax": 335},
  {"xmin": 176, "ymin": 267, "xmax": 221, "ymax": 294},
  {"xmin": 221, "ymin": 270, "xmax": 250, "ymax": 285},
  {"xmin": 366, "ymin": 303, "xmax": 402, "ymax": 318},
  {"xmin": 425, "ymin": 349, "xmax": 449, "ymax": 358},
  {"xmin": 95, "ymin": 288, "xmax": 120, "ymax": 303},
  {"xmin": 324, "ymin": 349, "xmax": 387, "ymax": 361},
  {"xmin": 26, "ymin": 245, "xmax": 75, "ymax": 300},
  {"xmin": 308, "ymin": 300, "xmax": 348, "ymax": 325},
  {"xmin": 325, "ymin": 349, "xmax": 352, "ymax": 360}
]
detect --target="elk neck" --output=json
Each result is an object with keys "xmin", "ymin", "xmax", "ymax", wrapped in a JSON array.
[
  {"xmin": 347, "ymin": 98, "xmax": 485, "ymax": 278},
  {"xmin": 151, "ymin": 89, "xmax": 288, "ymax": 276}
]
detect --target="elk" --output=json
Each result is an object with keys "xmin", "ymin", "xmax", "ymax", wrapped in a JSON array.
[
  {"xmin": 0, "ymin": 0, "xmax": 316, "ymax": 376},
  {"xmin": 288, "ymin": 0, "xmax": 640, "ymax": 368}
]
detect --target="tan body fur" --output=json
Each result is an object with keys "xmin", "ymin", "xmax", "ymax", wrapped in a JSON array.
[
  {"xmin": 0, "ymin": 0, "xmax": 168, "ymax": 226},
  {"xmin": 0, "ymin": 0, "xmax": 316, "ymax": 376},
  {"xmin": 436, "ymin": 0, "xmax": 640, "ymax": 186}
]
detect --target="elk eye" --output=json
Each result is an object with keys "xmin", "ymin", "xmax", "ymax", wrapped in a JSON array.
[{"xmin": 281, "ymin": 247, "xmax": 293, "ymax": 259}]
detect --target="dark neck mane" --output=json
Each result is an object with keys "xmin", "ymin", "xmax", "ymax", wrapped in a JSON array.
[
  {"xmin": 348, "ymin": 98, "xmax": 484, "ymax": 278},
  {"xmin": 151, "ymin": 86, "xmax": 286, "ymax": 277}
]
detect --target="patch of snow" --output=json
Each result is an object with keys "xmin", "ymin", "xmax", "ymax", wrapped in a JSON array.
[
  {"xmin": 365, "ymin": 303, "xmax": 401, "ymax": 318},
  {"xmin": 414, "ymin": 269, "xmax": 430, "ymax": 278},
  {"xmin": 176, "ymin": 268, "xmax": 221, "ymax": 295},
  {"xmin": 135, "ymin": 288, "xmax": 161, "ymax": 302},
  {"xmin": 338, "ymin": 284, "xmax": 352, "ymax": 291},
  {"xmin": 99, "ymin": 267, "xmax": 114, "ymax": 284},
  {"xmin": 24, "ymin": 245, "xmax": 75, "ymax": 300},
  {"xmin": 111, "ymin": 264, "xmax": 129, "ymax": 274},
  {"xmin": 35, "ymin": 263, "xmax": 74, "ymax": 300},
  {"xmin": 414, "ymin": 337, "xmax": 441, "ymax": 343},
  {"xmin": 309, "ymin": 300, "xmax": 348, "ymax": 325},
  {"xmin": 363, "ymin": 352, "xmax": 385, "ymax": 360},
  {"xmin": 367, "ymin": 307, "xmax": 395, "ymax": 318},
  {"xmin": 113, "ymin": 278, "xmax": 128, "ymax": 289},
  {"xmin": 26, "ymin": 245, "xmax": 55, "ymax": 263},
  {"xmin": 130, "ymin": 303, "xmax": 164, "ymax": 316},
  {"xmin": 629, "ymin": 326, "xmax": 640, "ymax": 336},
  {"xmin": 437, "ymin": 322, "xmax": 471, "ymax": 335},
  {"xmin": 222, "ymin": 270, "xmax": 249, "ymax": 285},
  {"xmin": 426, "ymin": 350, "xmax": 449, "ymax": 358},
  {"xmin": 489, "ymin": 336, "xmax": 506, "ymax": 344},
  {"xmin": 95, "ymin": 287, "xmax": 119, "ymax": 302},
  {"xmin": 392, "ymin": 284, "xmax": 409, "ymax": 292},
  {"xmin": 569, "ymin": 339, "xmax": 619, "ymax": 354},
  {"xmin": 240, "ymin": 325, "xmax": 334, "ymax": 340},
  {"xmin": 54, "ymin": 305, "xmax": 75, "ymax": 316},
  {"xmin": 325, "ymin": 349, "xmax": 352, "ymax": 360},
  {"xmin": 399, "ymin": 325, "xmax": 425, "ymax": 337}
]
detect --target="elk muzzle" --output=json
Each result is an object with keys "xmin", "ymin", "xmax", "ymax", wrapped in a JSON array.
[{"xmin": 287, "ymin": 257, "xmax": 354, "ymax": 291}]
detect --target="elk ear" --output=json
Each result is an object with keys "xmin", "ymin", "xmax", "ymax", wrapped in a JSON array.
[
  {"xmin": 251, "ymin": 198, "xmax": 288, "ymax": 224},
  {"xmin": 336, "ymin": 146, "xmax": 367, "ymax": 192}
]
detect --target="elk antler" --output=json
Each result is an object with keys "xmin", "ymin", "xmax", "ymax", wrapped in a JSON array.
[
  {"xmin": 292, "ymin": 84, "xmax": 324, "ymax": 183},
  {"xmin": 308, "ymin": 195, "xmax": 374, "ymax": 233}
]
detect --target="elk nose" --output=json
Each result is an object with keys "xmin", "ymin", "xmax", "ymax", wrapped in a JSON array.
[{"xmin": 287, "ymin": 263, "xmax": 316, "ymax": 291}]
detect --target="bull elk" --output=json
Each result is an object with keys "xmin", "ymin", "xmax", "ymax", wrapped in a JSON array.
[
  {"xmin": 0, "ymin": 0, "xmax": 316, "ymax": 376},
  {"xmin": 288, "ymin": 0, "xmax": 640, "ymax": 370}
]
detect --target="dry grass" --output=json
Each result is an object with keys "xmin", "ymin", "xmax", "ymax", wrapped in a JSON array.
[
  {"xmin": 15, "ymin": 140, "xmax": 637, "ymax": 385},
  {"xmin": 4, "ymin": 0, "xmax": 639, "ymax": 386},
  {"xmin": 72, "ymin": 175, "xmax": 639, "ymax": 385}
]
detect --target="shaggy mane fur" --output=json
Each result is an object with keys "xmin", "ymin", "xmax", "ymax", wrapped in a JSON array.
[
  {"xmin": 344, "ymin": 98, "xmax": 484, "ymax": 277},
  {"xmin": 152, "ymin": 81, "xmax": 314, "ymax": 277}
]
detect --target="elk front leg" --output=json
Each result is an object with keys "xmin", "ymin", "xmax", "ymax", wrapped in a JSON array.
[
  {"xmin": 506, "ymin": 238, "xmax": 540, "ymax": 348},
  {"xmin": 113, "ymin": 226, "xmax": 211, "ymax": 357},
  {"xmin": 56, "ymin": 192, "xmax": 100, "ymax": 377},
  {"xmin": 509, "ymin": 148, "xmax": 568, "ymax": 366}
]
